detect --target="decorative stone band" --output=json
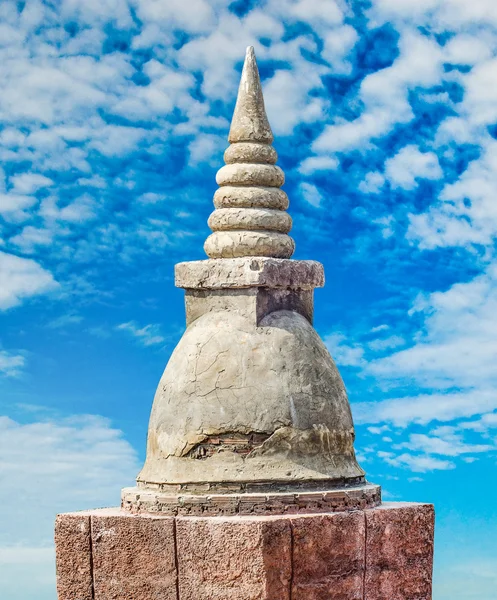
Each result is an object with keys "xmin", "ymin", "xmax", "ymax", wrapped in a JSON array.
[
  {"xmin": 204, "ymin": 231, "xmax": 295, "ymax": 259},
  {"xmin": 121, "ymin": 483, "xmax": 381, "ymax": 517},
  {"xmin": 175, "ymin": 257, "xmax": 325, "ymax": 290},
  {"xmin": 214, "ymin": 186, "xmax": 289, "ymax": 210},
  {"xmin": 208, "ymin": 208, "xmax": 292, "ymax": 233}
]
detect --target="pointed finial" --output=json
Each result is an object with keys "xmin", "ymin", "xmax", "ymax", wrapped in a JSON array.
[
  {"xmin": 228, "ymin": 46, "xmax": 274, "ymax": 145},
  {"xmin": 203, "ymin": 47, "xmax": 295, "ymax": 260}
]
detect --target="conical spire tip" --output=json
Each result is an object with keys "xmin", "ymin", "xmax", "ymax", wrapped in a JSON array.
[{"xmin": 228, "ymin": 46, "xmax": 273, "ymax": 145}]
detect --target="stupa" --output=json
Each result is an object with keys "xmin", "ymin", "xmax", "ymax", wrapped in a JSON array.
[
  {"xmin": 55, "ymin": 47, "xmax": 434, "ymax": 600},
  {"xmin": 121, "ymin": 46, "xmax": 378, "ymax": 514}
]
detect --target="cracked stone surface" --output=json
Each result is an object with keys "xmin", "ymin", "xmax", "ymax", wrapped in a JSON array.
[
  {"xmin": 213, "ymin": 186, "xmax": 288, "ymax": 210},
  {"xmin": 55, "ymin": 503, "xmax": 434, "ymax": 600},
  {"xmin": 54, "ymin": 46, "xmax": 435, "ymax": 600},
  {"xmin": 137, "ymin": 309, "xmax": 364, "ymax": 491}
]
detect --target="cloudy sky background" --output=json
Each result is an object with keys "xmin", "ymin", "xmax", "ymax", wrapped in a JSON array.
[{"xmin": 1, "ymin": 0, "xmax": 497, "ymax": 598}]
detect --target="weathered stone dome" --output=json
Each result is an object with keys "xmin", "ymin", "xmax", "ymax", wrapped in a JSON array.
[{"xmin": 138, "ymin": 309, "xmax": 364, "ymax": 491}]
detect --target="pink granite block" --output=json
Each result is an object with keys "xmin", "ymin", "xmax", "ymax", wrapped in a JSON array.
[
  {"xmin": 176, "ymin": 515, "xmax": 292, "ymax": 600},
  {"xmin": 54, "ymin": 502, "xmax": 435, "ymax": 600},
  {"xmin": 365, "ymin": 503, "xmax": 435, "ymax": 600},
  {"xmin": 91, "ymin": 508, "xmax": 177, "ymax": 600},
  {"xmin": 55, "ymin": 513, "xmax": 93, "ymax": 600},
  {"xmin": 291, "ymin": 511, "xmax": 365, "ymax": 600}
]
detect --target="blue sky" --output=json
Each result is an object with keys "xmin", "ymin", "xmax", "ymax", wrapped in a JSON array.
[{"xmin": 1, "ymin": 0, "xmax": 497, "ymax": 598}]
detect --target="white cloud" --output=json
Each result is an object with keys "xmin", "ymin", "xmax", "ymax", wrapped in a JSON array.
[
  {"xmin": 378, "ymin": 451, "xmax": 456, "ymax": 473},
  {"xmin": 39, "ymin": 194, "xmax": 97, "ymax": 224},
  {"xmin": 460, "ymin": 412, "xmax": 497, "ymax": 433},
  {"xmin": 385, "ymin": 145, "xmax": 443, "ymax": 190},
  {"xmin": 0, "ymin": 252, "xmax": 58, "ymax": 310},
  {"xmin": 298, "ymin": 155, "xmax": 339, "ymax": 175},
  {"xmin": 368, "ymin": 425, "xmax": 390, "ymax": 435},
  {"xmin": 112, "ymin": 61, "xmax": 195, "ymax": 121},
  {"xmin": 47, "ymin": 313, "xmax": 83, "ymax": 329},
  {"xmin": 0, "ymin": 193, "xmax": 37, "ymax": 221},
  {"xmin": 299, "ymin": 182, "xmax": 324, "ymax": 208},
  {"xmin": 368, "ymin": 335, "xmax": 405, "ymax": 351},
  {"xmin": 461, "ymin": 57, "xmax": 497, "ymax": 127},
  {"xmin": 396, "ymin": 433, "xmax": 494, "ymax": 457},
  {"xmin": 263, "ymin": 65, "xmax": 328, "ymax": 136},
  {"xmin": 371, "ymin": 0, "xmax": 497, "ymax": 29},
  {"xmin": 280, "ymin": 0, "xmax": 345, "ymax": 27},
  {"xmin": 133, "ymin": 0, "xmax": 217, "ymax": 35},
  {"xmin": 367, "ymin": 265, "xmax": 497, "ymax": 391},
  {"xmin": 117, "ymin": 321, "xmax": 165, "ymax": 346},
  {"xmin": 137, "ymin": 192, "xmax": 166, "ymax": 204},
  {"xmin": 359, "ymin": 171, "xmax": 385, "ymax": 194},
  {"xmin": 444, "ymin": 33, "xmax": 493, "ymax": 66},
  {"xmin": 320, "ymin": 24, "xmax": 358, "ymax": 72},
  {"xmin": 0, "ymin": 350, "xmax": 25, "ymax": 377},
  {"xmin": 312, "ymin": 31, "xmax": 443, "ymax": 153},
  {"xmin": 0, "ymin": 413, "xmax": 139, "ymax": 600},
  {"xmin": 372, "ymin": 214, "xmax": 396, "ymax": 239},
  {"xmin": 354, "ymin": 390, "xmax": 497, "ymax": 427},
  {"xmin": 188, "ymin": 133, "xmax": 224, "ymax": 166},
  {"xmin": 408, "ymin": 139, "xmax": 497, "ymax": 249},
  {"xmin": 371, "ymin": 324, "xmax": 389, "ymax": 333},
  {"xmin": 325, "ymin": 333, "xmax": 365, "ymax": 367},
  {"xmin": 10, "ymin": 226, "xmax": 54, "ymax": 253},
  {"xmin": 10, "ymin": 173, "xmax": 53, "ymax": 194}
]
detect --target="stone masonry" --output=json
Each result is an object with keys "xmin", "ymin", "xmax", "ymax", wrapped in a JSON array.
[{"xmin": 56, "ymin": 503, "xmax": 434, "ymax": 600}]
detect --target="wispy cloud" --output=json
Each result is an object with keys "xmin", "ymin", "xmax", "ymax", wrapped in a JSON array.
[
  {"xmin": 395, "ymin": 433, "xmax": 494, "ymax": 457},
  {"xmin": 355, "ymin": 391, "xmax": 497, "ymax": 428},
  {"xmin": 325, "ymin": 333, "xmax": 365, "ymax": 368},
  {"xmin": 378, "ymin": 451, "xmax": 456, "ymax": 473},
  {"xmin": 46, "ymin": 314, "xmax": 83, "ymax": 329},
  {"xmin": 0, "ymin": 251, "xmax": 57, "ymax": 310},
  {"xmin": 116, "ymin": 321, "xmax": 165, "ymax": 347},
  {"xmin": 0, "ymin": 413, "xmax": 139, "ymax": 599},
  {"xmin": 0, "ymin": 350, "xmax": 25, "ymax": 377}
]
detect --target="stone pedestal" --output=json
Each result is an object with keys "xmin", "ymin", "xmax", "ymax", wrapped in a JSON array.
[{"xmin": 55, "ymin": 502, "xmax": 434, "ymax": 600}]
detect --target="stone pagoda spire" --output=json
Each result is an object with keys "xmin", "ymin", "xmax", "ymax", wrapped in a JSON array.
[
  {"xmin": 204, "ymin": 46, "xmax": 295, "ymax": 260},
  {"xmin": 122, "ymin": 47, "xmax": 380, "ymax": 515}
]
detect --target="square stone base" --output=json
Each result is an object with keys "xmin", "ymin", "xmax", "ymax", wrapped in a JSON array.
[{"xmin": 55, "ymin": 502, "xmax": 434, "ymax": 600}]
